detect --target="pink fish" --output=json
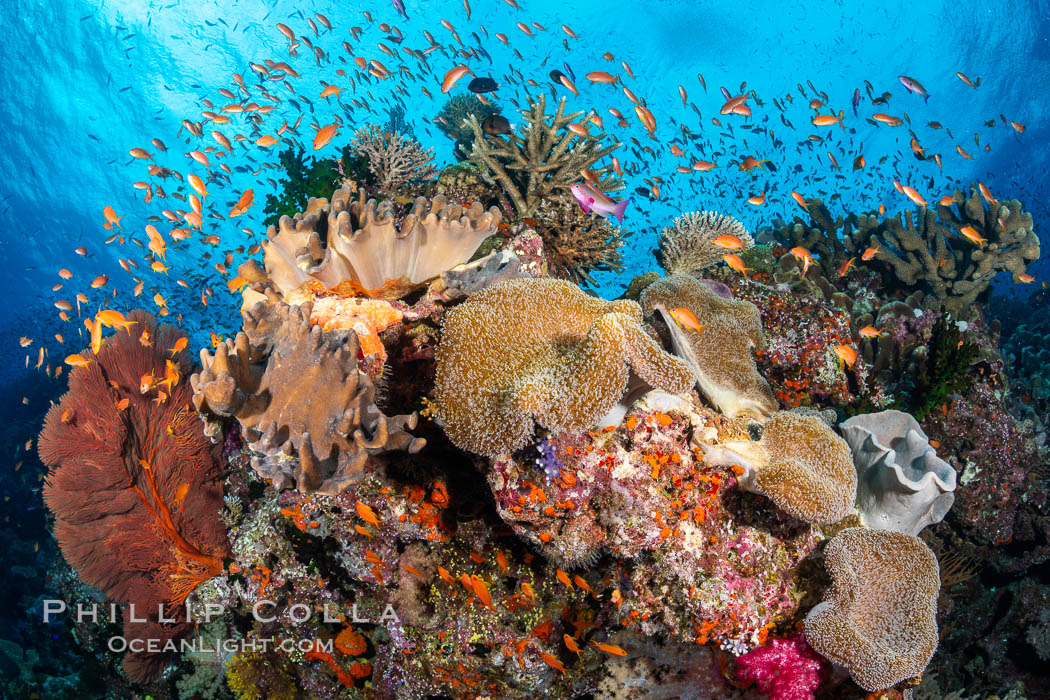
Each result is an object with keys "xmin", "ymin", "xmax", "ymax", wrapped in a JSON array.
[
  {"xmin": 898, "ymin": 75, "xmax": 929, "ymax": 102},
  {"xmin": 570, "ymin": 182, "xmax": 628, "ymax": 224}
]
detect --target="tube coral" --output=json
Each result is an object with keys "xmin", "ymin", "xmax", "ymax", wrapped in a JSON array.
[
  {"xmin": 803, "ymin": 527, "xmax": 940, "ymax": 692},
  {"xmin": 641, "ymin": 274, "xmax": 777, "ymax": 419},
  {"xmin": 433, "ymin": 278, "xmax": 694, "ymax": 456},
  {"xmin": 38, "ymin": 310, "xmax": 230, "ymax": 683}
]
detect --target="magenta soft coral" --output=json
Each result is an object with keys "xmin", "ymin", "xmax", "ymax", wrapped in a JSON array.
[{"xmin": 735, "ymin": 633, "xmax": 828, "ymax": 700}]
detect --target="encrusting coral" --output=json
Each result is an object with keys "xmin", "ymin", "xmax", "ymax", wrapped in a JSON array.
[
  {"xmin": 840, "ymin": 409, "xmax": 957, "ymax": 535},
  {"xmin": 640, "ymin": 274, "xmax": 777, "ymax": 419},
  {"xmin": 657, "ymin": 210, "xmax": 754, "ymax": 276},
  {"xmin": 804, "ymin": 527, "xmax": 940, "ymax": 692},
  {"xmin": 465, "ymin": 94, "xmax": 622, "ymax": 216},
  {"xmin": 191, "ymin": 300, "xmax": 425, "ymax": 494},
  {"xmin": 349, "ymin": 124, "xmax": 436, "ymax": 193},
  {"xmin": 38, "ymin": 311, "xmax": 230, "ymax": 683},
  {"xmin": 243, "ymin": 183, "xmax": 502, "ymax": 301},
  {"xmin": 433, "ymin": 278, "xmax": 695, "ymax": 456},
  {"xmin": 704, "ymin": 410, "xmax": 857, "ymax": 524}
]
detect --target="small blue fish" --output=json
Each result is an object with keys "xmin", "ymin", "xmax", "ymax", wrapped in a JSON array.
[
  {"xmin": 392, "ymin": 0, "xmax": 408, "ymax": 19},
  {"xmin": 852, "ymin": 88, "xmax": 860, "ymax": 117}
]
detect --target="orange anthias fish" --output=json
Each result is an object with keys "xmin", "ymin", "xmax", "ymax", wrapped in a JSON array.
[
  {"xmin": 747, "ymin": 191, "xmax": 766, "ymax": 206},
  {"xmin": 441, "ymin": 64, "xmax": 471, "ymax": 93},
  {"xmin": 811, "ymin": 110, "xmax": 844, "ymax": 129},
  {"xmin": 356, "ymin": 501, "xmax": 381, "ymax": 527},
  {"xmin": 313, "ymin": 123, "xmax": 340, "ymax": 150},
  {"xmin": 837, "ymin": 257, "xmax": 856, "ymax": 277},
  {"xmin": 871, "ymin": 113, "xmax": 904, "ymax": 126},
  {"xmin": 959, "ymin": 225, "xmax": 988, "ymax": 248},
  {"xmin": 790, "ymin": 191, "xmax": 808, "ymax": 211},
  {"xmin": 668, "ymin": 307, "xmax": 706, "ymax": 334},
  {"xmin": 540, "ymin": 652, "xmax": 566, "ymax": 675},
  {"xmin": 713, "ymin": 234, "xmax": 744, "ymax": 249},
  {"xmin": 861, "ymin": 245, "xmax": 879, "ymax": 261},
  {"xmin": 859, "ymin": 326, "xmax": 887, "ymax": 338},
  {"xmin": 737, "ymin": 156, "xmax": 768, "ymax": 171},
  {"xmin": 790, "ymin": 246, "xmax": 814, "ymax": 277},
  {"xmin": 563, "ymin": 634, "xmax": 581, "ymax": 656},
  {"xmin": 723, "ymin": 253, "xmax": 752, "ymax": 275},
  {"xmin": 229, "ymin": 189, "xmax": 255, "ymax": 217},
  {"xmin": 835, "ymin": 344, "xmax": 858, "ymax": 367},
  {"xmin": 592, "ymin": 641, "xmax": 628, "ymax": 656}
]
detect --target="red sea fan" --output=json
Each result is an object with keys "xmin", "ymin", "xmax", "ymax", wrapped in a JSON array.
[{"xmin": 38, "ymin": 310, "xmax": 230, "ymax": 683}]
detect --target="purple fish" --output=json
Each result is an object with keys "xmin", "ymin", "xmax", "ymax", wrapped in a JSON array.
[
  {"xmin": 898, "ymin": 75, "xmax": 929, "ymax": 102},
  {"xmin": 570, "ymin": 182, "xmax": 628, "ymax": 224},
  {"xmin": 392, "ymin": 0, "xmax": 408, "ymax": 19},
  {"xmin": 563, "ymin": 62, "xmax": 575, "ymax": 82},
  {"xmin": 852, "ymin": 88, "xmax": 860, "ymax": 117}
]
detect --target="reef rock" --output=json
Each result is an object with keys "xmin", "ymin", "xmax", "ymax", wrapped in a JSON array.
[{"xmin": 839, "ymin": 410, "xmax": 957, "ymax": 535}]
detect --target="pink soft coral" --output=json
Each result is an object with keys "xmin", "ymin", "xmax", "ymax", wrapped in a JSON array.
[{"xmin": 735, "ymin": 633, "xmax": 828, "ymax": 700}]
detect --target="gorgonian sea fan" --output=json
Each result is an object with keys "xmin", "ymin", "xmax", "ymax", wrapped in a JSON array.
[{"xmin": 39, "ymin": 310, "xmax": 230, "ymax": 683}]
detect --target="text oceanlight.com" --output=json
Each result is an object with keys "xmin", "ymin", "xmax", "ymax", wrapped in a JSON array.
[{"xmin": 108, "ymin": 636, "xmax": 334, "ymax": 655}]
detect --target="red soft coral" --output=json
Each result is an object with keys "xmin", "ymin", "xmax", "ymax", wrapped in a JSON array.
[{"xmin": 735, "ymin": 633, "xmax": 828, "ymax": 700}]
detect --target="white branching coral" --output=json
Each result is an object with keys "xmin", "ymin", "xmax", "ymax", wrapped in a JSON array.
[
  {"xmin": 351, "ymin": 124, "xmax": 436, "ymax": 192},
  {"xmin": 658, "ymin": 211, "xmax": 754, "ymax": 275}
]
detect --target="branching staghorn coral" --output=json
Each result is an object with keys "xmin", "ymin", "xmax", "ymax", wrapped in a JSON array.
[
  {"xmin": 804, "ymin": 527, "xmax": 940, "ymax": 692},
  {"xmin": 190, "ymin": 300, "xmax": 425, "ymax": 495},
  {"xmin": 534, "ymin": 193, "xmax": 630, "ymax": 286},
  {"xmin": 243, "ymin": 183, "xmax": 501, "ymax": 301},
  {"xmin": 39, "ymin": 311, "xmax": 230, "ymax": 683},
  {"xmin": 433, "ymin": 278, "xmax": 695, "ymax": 457},
  {"xmin": 704, "ymin": 410, "xmax": 857, "ymax": 524},
  {"xmin": 465, "ymin": 94, "xmax": 622, "ymax": 216},
  {"xmin": 657, "ymin": 211, "xmax": 754, "ymax": 275},
  {"xmin": 350, "ymin": 124, "xmax": 436, "ymax": 193},
  {"xmin": 641, "ymin": 274, "xmax": 777, "ymax": 419}
]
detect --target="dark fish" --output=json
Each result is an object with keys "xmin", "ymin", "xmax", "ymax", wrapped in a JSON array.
[
  {"xmin": 852, "ymin": 88, "xmax": 860, "ymax": 117},
  {"xmin": 468, "ymin": 76, "xmax": 499, "ymax": 93},
  {"xmin": 481, "ymin": 115, "xmax": 511, "ymax": 135},
  {"xmin": 549, "ymin": 69, "xmax": 566, "ymax": 84}
]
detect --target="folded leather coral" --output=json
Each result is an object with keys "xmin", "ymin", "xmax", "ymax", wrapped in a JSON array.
[
  {"xmin": 39, "ymin": 311, "xmax": 230, "ymax": 683},
  {"xmin": 804, "ymin": 527, "xmax": 940, "ymax": 692},
  {"xmin": 839, "ymin": 409, "xmax": 957, "ymax": 535},
  {"xmin": 641, "ymin": 274, "xmax": 777, "ymax": 419},
  {"xmin": 191, "ymin": 300, "xmax": 425, "ymax": 494},
  {"xmin": 703, "ymin": 410, "xmax": 857, "ymax": 524},
  {"xmin": 433, "ymin": 278, "xmax": 695, "ymax": 456},
  {"xmin": 244, "ymin": 183, "xmax": 501, "ymax": 302}
]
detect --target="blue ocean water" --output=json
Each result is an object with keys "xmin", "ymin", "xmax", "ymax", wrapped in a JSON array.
[{"xmin": 0, "ymin": 0, "xmax": 1047, "ymax": 693}]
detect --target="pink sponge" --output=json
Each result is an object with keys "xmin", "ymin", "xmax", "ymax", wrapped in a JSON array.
[{"xmin": 735, "ymin": 633, "xmax": 828, "ymax": 700}]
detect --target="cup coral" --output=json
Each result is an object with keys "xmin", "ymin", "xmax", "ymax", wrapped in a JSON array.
[
  {"xmin": 245, "ymin": 184, "xmax": 501, "ymax": 301},
  {"xmin": 38, "ymin": 310, "xmax": 230, "ymax": 683},
  {"xmin": 839, "ymin": 409, "xmax": 957, "ymax": 535},
  {"xmin": 656, "ymin": 210, "xmax": 754, "ymax": 276},
  {"xmin": 640, "ymin": 274, "xmax": 777, "ymax": 419},
  {"xmin": 432, "ymin": 278, "xmax": 695, "ymax": 456},
  {"xmin": 704, "ymin": 410, "xmax": 857, "ymax": 524},
  {"xmin": 803, "ymin": 527, "xmax": 940, "ymax": 692}
]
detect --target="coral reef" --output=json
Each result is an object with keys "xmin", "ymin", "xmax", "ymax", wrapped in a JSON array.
[
  {"xmin": 804, "ymin": 527, "xmax": 939, "ymax": 692},
  {"xmin": 191, "ymin": 300, "xmax": 425, "ymax": 494},
  {"xmin": 433, "ymin": 278, "xmax": 695, "ymax": 456},
  {"xmin": 533, "ymin": 193, "xmax": 631, "ymax": 286},
  {"xmin": 641, "ymin": 274, "xmax": 777, "ymax": 419},
  {"xmin": 734, "ymin": 633, "xmax": 828, "ymax": 700},
  {"xmin": 465, "ymin": 94, "xmax": 621, "ymax": 216},
  {"xmin": 349, "ymin": 124, "xmax": 436, "ymax": 193},
  {"xmin": 840, "ymin": 409, "xmax": 957, "ymax": 535},
  {"xmin": 38, "ymin": 311, "xmax": 230, "ymax": 683},
  {"xmin": 704, "ymin": 410, "xmax": 857, "ymax": 524},
  {"xmin": 245, "ymin": 183, "xmax": 502, "ymax": 300},
  {"xmin": 658, "ymin": 211, "xmax": 754, "ymax": 276},
  {"xmin": 434, "ymin": 93, "xmax": 501, "ymax": 153}
]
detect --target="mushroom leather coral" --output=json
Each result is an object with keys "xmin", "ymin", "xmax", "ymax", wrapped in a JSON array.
[
  {"xmin": 433, "ymin": 278, "xmax": 695, "ymax": 456},
  {"xmin": 705, "ymin": 411, "xmax": 857, "ymax": 524},
  {"xmin": 38, "ymin": 310, "xmax": 230, "ymax": 683},
  {"xmin": 191, "ymin": 300, "xmax": 425, "ymax": 494},
  {"xmin": 248, "ymin": 184, "xmax": 501, "ymax": 302},
  {"xmin": 641, "ymin": 274, "xmax": 777, "ymax": 419},
  {"xmin": 803, "ymin": 527, "xmax": 940, "ymax": 692}
]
